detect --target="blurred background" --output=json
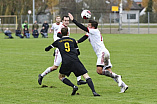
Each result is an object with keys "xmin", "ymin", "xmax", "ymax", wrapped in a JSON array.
[{"xmin": 0, "ymin": 0, "xmax": 157, "ymax": 34}]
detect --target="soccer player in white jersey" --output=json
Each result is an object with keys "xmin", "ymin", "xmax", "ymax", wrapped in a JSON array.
[
  {"xmin": 38, "ymin": 16, "xmax": 86, "ymax": 86},
  {"xmin": 68, "ymin": 13, "xmax": 128, "ymax": 93},
  {"xmin": 50, "ymin": 16, "xmax": 62, "ymax": 41}
]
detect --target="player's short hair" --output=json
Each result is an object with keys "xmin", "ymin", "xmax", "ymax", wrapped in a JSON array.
[
  {"xmin": 61, "ymin": 28, "xmax": 68, "ymax": 36},
  {"xmin": 89, "ymin": 20, "xmax": 98, "ymax": 29},
  {"xmin": 62, "ymin": 16, "xmax": 69, "ymax": 20}
]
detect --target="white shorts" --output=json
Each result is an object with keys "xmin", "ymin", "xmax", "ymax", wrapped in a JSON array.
[
  {"xmin": 53, "ymin": 48, "xmax": 62, "ymax": 66},
  {"xmin": 96, "ymin": 49, "xmax": 112, "ymax": 69}
]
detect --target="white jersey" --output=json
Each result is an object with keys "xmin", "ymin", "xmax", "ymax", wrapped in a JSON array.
[
  {"xmin": 57, "ymin": 24, "xmax": 70, "ymax": 37},
  {"xmin": 51, "ymin": 22, "xmax": 62, "ymax": 41},
  {"xmin": 86, "ymin": 28, "xmax": 112, "ymax": 67},
  {"xmin": 53, "ymin": 24, "xmax": 70, "ymax": 66},
  {"xmin": 86, "ymin": 28, "xmax": 106, "ymax": 56}
]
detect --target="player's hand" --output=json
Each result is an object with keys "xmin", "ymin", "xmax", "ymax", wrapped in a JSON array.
[
  {"xmin": 45, "ymin": 46, "xmax": 52, "ymax": 51},
  {"xmin": 68, "ymin": 13, "xmax": 74, "ymax": 21}
]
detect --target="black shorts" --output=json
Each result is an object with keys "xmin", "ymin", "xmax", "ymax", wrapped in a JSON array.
[{"xmin": 59, "ymin": 61, "xmax": 88, "ymax": 77}]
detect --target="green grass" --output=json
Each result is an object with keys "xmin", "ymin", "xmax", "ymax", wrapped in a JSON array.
[{"xmin": 0, "ymin": 33, "xmax": 157, "ymax": 104}]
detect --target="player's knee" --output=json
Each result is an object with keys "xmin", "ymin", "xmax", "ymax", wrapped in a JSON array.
[
  {"xmin": 96, "ymin": 68, "xmax": 103, "ymax": 75},
  {"xmin": 59, "ymin": 77, "xmax": 62, "ymax": 81},
  {"xmin": 96, "ymin": 66, "xmax": 103, "ymax": 75},
  {"xmin": 51, "ymin": 65, "xmax": 58, "ymax": 71},
  {"xmin": 83, "ymin": 73, "xmax": 90, "ymax": 79},
  {"xmin": 105, "ymin": 54, "xmax": 109, "ymax": 59},
  {"xmin": 58, "ymin": 76, "xmax": 63, "ymax": 81},
  {"xmin": 58, "ymin": 74, "xmax": 65, "ymax": 81},
  {"xmin": 51, "ymin": 68, "xmax": 57, "ymax": 71},
  {"xmin": 96, "ymin": 70, "xmax": 102, "ymax": 75}
]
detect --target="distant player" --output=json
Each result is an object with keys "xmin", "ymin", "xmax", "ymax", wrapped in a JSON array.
[
  {"xmin": 50, "ymin": 16, "xmax": 62, "ymax": 41},
  {"xmin": 68, "ymin": 13, "xmax": 128, "ymax": 93},
  {"xmin": 38, "ymin": 16, "xmax": 86, "ymax": 86},
  {"xmin": 45, "ymin": 27, "xmax": 100, "ymax": 96}
]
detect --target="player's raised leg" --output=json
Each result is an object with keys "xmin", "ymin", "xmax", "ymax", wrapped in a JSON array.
[
  {"xmin": 38, "ymin": 65, "xmax": 58, "ymax": 85},
  {"xmin": 97, "ymin": 66, "xmax": 123, "ymax": 87},
  {"xmin": 96, "ymin": 55, "xmax": 123, "ymax": 87},
  {"xmin": 38, "ymin": 48, "xmax": 61, "ymax": 85}
]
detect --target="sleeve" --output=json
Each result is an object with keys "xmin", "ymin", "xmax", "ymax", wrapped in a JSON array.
[
  {"xmin": 74, "ymin": 39, "xmax": 80, "ymax": 55},
  {"xmin": 77, "ymin": 35, "xmax": 88, "ymax": 43},
  {"xmin": 52, "ymin": 40, "xmax": 58, "ymax": 48},
  {"xmin": 68, "ymin": 27, "xmax": 70, "ymax": 35},
  {"xmin": 45, "ymin": 40, "xmax": 58, "ymax": 51},
  {"xmin": 72, "ymin": 19, "xmax": 89, "ymax": 32}
]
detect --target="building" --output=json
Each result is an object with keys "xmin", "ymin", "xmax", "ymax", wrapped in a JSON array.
[
  {"xmin": 134, "ymin": 0, "xmax": 142, "ymax": 5},
  {"xmin": 108, "ymin": 1, "xmax": 143, "ymax": 23},
  {"xmin": 122, "ymin": 1, "xmax": 143, "ymax": 23}
]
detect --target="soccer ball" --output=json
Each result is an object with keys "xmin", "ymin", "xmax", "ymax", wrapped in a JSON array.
[{"xmin": 81, "ymin": 10, "xmax": 91, "ymax": 19}]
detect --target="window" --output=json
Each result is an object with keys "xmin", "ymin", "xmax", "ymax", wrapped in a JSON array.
[{"xmin": 127, "ymin": 14, "xmax": 136, "ymax": 19}]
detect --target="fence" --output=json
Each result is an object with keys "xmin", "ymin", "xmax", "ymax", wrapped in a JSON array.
[{"xmin": 0, "ymin": 12, "xmax": 157, "ymax": 34}]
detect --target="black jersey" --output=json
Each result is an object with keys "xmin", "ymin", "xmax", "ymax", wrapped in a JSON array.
[
  {"xmin": 52, "ymin": 36, "xmax": 79, "ymax": 65},
  {"xmin": 52, "ymin": 36, "xmax": 87, "ymax": 77}
]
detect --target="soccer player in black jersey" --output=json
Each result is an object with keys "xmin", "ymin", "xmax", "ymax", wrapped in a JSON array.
[{"xmin": 45, "ymin": 28, "xmax": 100, "ymax": 96}]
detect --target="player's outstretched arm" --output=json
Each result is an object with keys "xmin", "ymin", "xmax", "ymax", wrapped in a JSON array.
[
  {"xmin": 68, "ymin": 13, "xmax": 89, "ymax": 32},
  {"xmin": 45, "ymin": 45, "xmax": 54, "ymax": 51},
  {"xmin": 45, "ymin": 40, "xmax": 58, "ymax": 52},
  {"xmin": 77, "ymin": 35, "xmax": 88, "ymax": 43}
]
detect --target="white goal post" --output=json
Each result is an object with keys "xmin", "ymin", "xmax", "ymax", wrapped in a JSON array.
[{"xmin": 0, "ymin": 15, "xmax": 17, "ymax": 32}]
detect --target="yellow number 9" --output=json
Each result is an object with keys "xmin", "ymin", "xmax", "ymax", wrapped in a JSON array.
[{"xmin": 64, "ymin": 42, "xmax": 70, "ymax": 52}]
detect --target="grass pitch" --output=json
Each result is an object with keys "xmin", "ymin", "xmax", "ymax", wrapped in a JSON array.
[{"xmin": 0, "ymin": 33, "xmax": 157, "ymax": 104}]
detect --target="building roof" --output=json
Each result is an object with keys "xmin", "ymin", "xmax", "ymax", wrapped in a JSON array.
[
  {"xmin": 123, "ymin": 1, "xmax": 142, "ymax": 10},
  {"xmin": 134, "ymin": 0, "xmax": 142, "ymax": 2},
  {"xmin": 108, "ymin": 1, "xmax": 143, "ymax": 11}
]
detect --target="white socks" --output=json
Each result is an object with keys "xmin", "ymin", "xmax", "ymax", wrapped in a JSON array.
[
  {"xmin": 113, "ymin": 78, "xmax": 125, "ymax": 87},
  {"xmin": 77, "ymin": 76, "xmax": 81, "ymax": 81},
  {"xmin": 121, "ymin": 81, "xmax": 126, "ymax": 87},
  {"xmin": 111, "ymin": 72, "xmax": 118, "ymax": 78},
  {"xmin": 113, "ymin": 78, "xmax": 118, "ymax": 83},
  {"xmin": 41, "ymin": 67, "xmax": 52, "ymax": 77}
]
